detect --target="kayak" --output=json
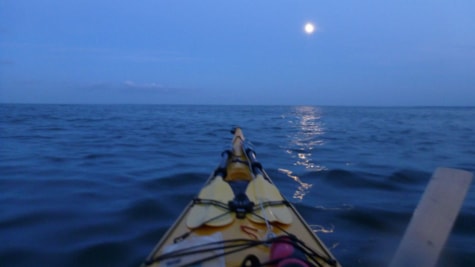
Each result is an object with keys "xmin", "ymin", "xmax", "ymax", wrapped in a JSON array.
[{"xmin": 142, "ymin": 128, "xmax": 340, "ymax": 267}]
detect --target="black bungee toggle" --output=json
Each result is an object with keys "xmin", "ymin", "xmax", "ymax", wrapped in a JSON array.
[{"xmin": 228, "ymin": 192, "xmax": 254, "ymax": 219}]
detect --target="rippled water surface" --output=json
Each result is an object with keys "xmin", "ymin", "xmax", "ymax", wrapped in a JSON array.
[{"xmin": 1, "ymin": 105, "xmax": 474, "ymax": 266}]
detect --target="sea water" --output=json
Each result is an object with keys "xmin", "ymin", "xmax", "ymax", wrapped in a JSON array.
[{"xmin": 1, "ymin": 104, "xmax": 474, "ymax": 266}]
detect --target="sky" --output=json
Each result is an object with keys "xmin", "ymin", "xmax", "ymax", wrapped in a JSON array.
[{"xmin": 1, "ymin": 1, "xmax": 474, "ymax": 106}]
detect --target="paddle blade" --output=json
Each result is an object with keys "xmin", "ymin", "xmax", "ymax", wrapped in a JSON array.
[
  {"xmin": 389, "ymin": 167, "xmax": 473, "ymax": 267},
  {"xmin": 186, "ymin": 176, "xmax": 235, "ymax": 228},
  {"xmin": 246, "ymin": 175, "xmax": 293, "ymax": 224}
]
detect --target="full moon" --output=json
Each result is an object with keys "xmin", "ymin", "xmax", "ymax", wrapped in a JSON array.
[{"xmin": 304, "ymin": 23, "xmax": 315, "ymax": 34}]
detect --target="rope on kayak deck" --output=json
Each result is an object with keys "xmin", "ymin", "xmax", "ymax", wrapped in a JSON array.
[
  {"xmin": 144, "ymin": 238, "xmax": 262, "ymax": 266},
  {"xmin": 240, "ymin": 225, "xmax": 259, "ymax": 240},
  {"xmin": 144, "ymin": 235, "xmax": 337, "ymax": 267},
  {"xmin": 242, "ymin": 143, "xmax": 275, "ymax": 240},
  {"xmin": 192, "ymin": 198, "xmax": 230, "ymax": 209},
  {"xmin": 174, "ymin": 209, "xmax": 233, "ymax": 243},
  {"xmin": 174, "ymin": 198, "xmax": 289, "ymax": 243},
  {"xmin": 248, "ymin": 213, "xmax": 337, "ymax": 267},
  {"xmin": 155, "ymin": 187, "xmax": 335, "ymax": 264},
  {"xmin": 160, "ymin": 210, "xmax": 336, "ymax": 267}
]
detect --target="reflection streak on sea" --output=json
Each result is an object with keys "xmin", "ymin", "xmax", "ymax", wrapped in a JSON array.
[
  {"xmin": 277, "ymin": 168, "xmax": 312, "ymax": 200},
  {"xmin": 283, "ymin": 106, "xmax": 327, "ymax": 201}
]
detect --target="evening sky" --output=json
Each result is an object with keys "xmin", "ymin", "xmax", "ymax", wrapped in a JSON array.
[{"xmin": 1, "ymin": 1, "xmax": 474, "ymax": 105}]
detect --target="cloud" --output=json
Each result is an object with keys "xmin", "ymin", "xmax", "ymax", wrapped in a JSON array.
[
  {"xmin": 80, "ymin": 80, "xmax": 191, "ymax": 94},
  {"xmin": 44, "ymin": 44, "xmax": 196, "ymax": 63},
  {"xmin": 0, "ymin": 41, "xmax": 198, "ymax": 68},
  {"xmin": 119, "ymin": 81, "xmax": 198, "ymax": 97},
  {"xmin": 0, "ymin": 59, "xmax": 14, "ymax": 65},
  {"xmin": 123, "ymin": 80, "xmax": 165, "ymax": 90},
  {"xmin": 123, "ymin": 51, "xmax": 198, "ymax": 63}
]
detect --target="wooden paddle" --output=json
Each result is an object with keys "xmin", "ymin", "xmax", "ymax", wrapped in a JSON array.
[
  {"xmin": 389, "ymin": 167, "xmax": 473, "ymax": 267},
  {"xmin": 186, "ymin": 176, "xmax": 235, "ymax": 228}
]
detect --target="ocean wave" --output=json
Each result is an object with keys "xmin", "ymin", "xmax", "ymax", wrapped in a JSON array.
[{"xmin": 1, "ymin": 105, "xmax": 474, "ymax": 267}]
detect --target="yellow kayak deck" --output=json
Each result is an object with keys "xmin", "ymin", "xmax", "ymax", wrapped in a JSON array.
[{"xmin": 143, "ymin": 128, "xmax": 340, "ymax": 267}]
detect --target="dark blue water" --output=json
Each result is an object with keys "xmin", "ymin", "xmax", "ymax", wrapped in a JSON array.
[{"xmin": 1, "ymin": 104, "xmax": 474, "ymax": 267}]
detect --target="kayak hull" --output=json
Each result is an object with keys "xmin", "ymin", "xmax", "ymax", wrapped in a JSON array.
[{"xmin": 143, "ymin": 128, "xmax": 340, "ymax": 267}]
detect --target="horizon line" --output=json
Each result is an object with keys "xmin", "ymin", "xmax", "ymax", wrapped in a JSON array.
[{"xmin": 1, "ymin": 102, "xmax": 474, "ymax": 108}]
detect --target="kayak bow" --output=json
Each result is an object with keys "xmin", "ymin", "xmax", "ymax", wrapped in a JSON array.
[{"xmin": 143, "ymin": 128, "xmax": 340, "ymax": 267}]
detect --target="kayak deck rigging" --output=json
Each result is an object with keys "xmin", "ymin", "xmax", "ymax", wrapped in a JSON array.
[{"xmin": 143, "ymin": 128, "xmax": 340, "ymax": 267}]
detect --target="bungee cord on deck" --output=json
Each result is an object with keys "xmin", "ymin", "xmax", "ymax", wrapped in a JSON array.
[
  {"xmin": 145, "ymin": 197, "xmax": 336, "ymax": 267},
  {"xmin": 144, "ymin": 234, "xmax": 337, "ymax": 267}
]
